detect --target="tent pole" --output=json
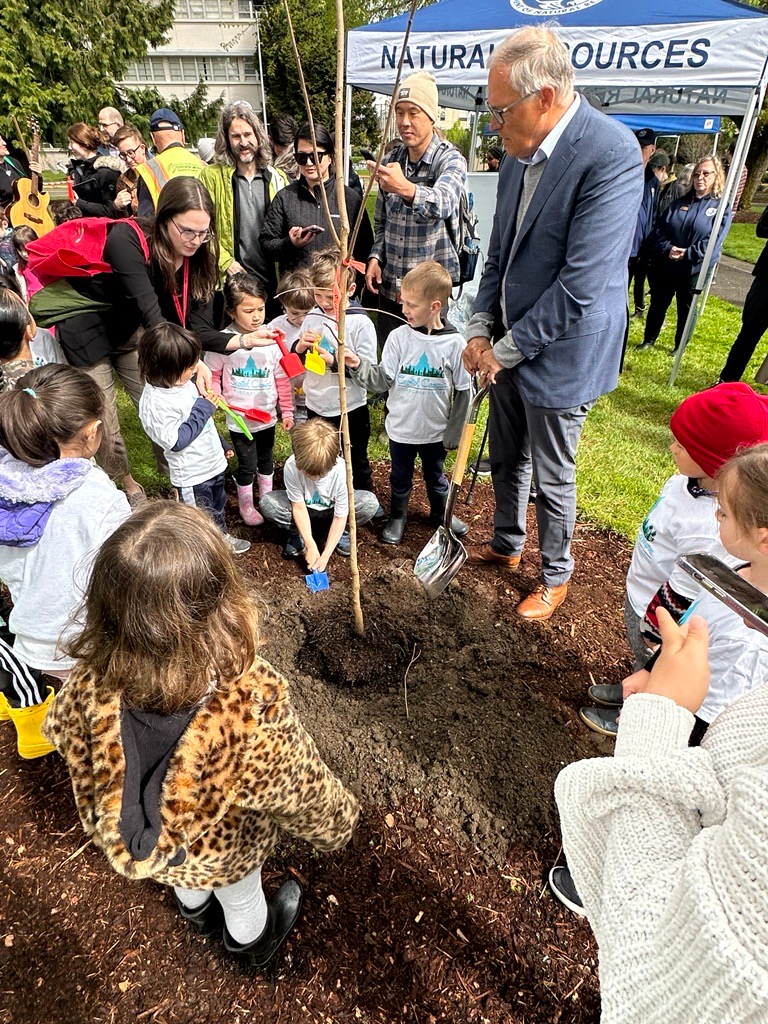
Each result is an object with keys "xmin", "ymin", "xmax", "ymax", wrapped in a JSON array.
[
  {"xmin": 712, "ymin": 131, "xmax": 719, "ymax": 156},
  {"xmin": 344, "ymin": 83, "xmax": 353, "ymax": 185},
  {"xmin": 669, "ymin": 84, "xmax": 766, "ymax": 386},
  {"xmin": 467, "ymin": 92, "xmax": 482, "ymax": 172}
]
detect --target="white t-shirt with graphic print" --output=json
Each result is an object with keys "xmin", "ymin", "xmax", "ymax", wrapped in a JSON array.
[
  {"xmin": 283, "ymin": 455, "xmax": 348, "ymax": 518},
  {"xmin": 380, "ymin": 323, "xmax": 470, "ymax": 445}
]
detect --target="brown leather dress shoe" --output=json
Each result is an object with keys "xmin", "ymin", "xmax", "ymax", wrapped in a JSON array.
[
  {"xmin": 515, "ymin": 583, "xmax": 568, "ymax": 621},
  {"xmin": 465, "ymin": 542, "xmax": 521, "ymax": 568}
]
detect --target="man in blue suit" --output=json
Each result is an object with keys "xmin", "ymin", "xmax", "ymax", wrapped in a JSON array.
[{"xmin": 464, "ymin": 26, "xmax": 643, "ymax": 621}]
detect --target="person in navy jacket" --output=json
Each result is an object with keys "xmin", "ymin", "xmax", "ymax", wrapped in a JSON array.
[{"xmin": 638, "ymin": 156, "xmax": 732, "ymax": 354}]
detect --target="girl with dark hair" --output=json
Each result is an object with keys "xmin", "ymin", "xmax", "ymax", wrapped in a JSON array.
[
  {"xmin": 0, "ymin": 363, "xmax": 130, "ymax": 759},
  {"xmin": 43, "ymin": 501, "xmax": 358, "ymax": 965},
  {"xmin": 259, "ymin": 123, "xmax": 374, "ymax": 276},
  {"xmin": 51, "ymin": 176, "xmax": 280, "ymax": 500},
  {"xmin": 66, "ymin": 123, "xmax": 122, "ymax": 218}
]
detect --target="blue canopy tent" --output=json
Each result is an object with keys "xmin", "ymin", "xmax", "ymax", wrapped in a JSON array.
[{"xmin": 345, "ymin": 0, "xmax": 768, "ymax": 380}]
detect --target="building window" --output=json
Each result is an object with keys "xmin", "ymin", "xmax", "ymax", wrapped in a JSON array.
[
  {"xmin": 244, "ymin": 57, "xmax": 258, "ymax": 81},
  {"xmin": 174, "ymin": 0, "xmax": 254, "ymax": 17}
]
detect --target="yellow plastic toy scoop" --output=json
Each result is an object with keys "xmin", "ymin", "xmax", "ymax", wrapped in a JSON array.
[{"xmin": 305, "ymin": 343, "xmax": 326, "ymax": 375}]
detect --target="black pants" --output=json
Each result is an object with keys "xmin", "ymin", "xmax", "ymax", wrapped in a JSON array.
[
  {"xmin": 720, "ymin": 275, "xmax": 768, "ymax": 381},
  {"xmin": 0, "ymin": 596, "xmax": 46, "ymax": 708},
  {"xmin": 177, "ymin": 471, "xmax": 227, "ymax": 533},
  {"xmin": 230, "ymin": 427, "xmax": 276, "ymax": 485},
  {"xmin": 628, "ymin": 251, "xmax": 649, "ymax": 310},
  {"xmin": 374, "ymin": 292, "xmax": 405, "ymax": 349},
  {"xmin": 644, "ymin": 263, "xmax": 696, "ymax": 349},
  {"xmin": 307, "ymin": 404, "xmax": 373, "ymax": 491},
  {"xmin": 389, "ymin": 439, "xmax": 448, "ymax": 495}
]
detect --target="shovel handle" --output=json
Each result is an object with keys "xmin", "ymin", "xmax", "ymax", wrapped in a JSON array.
[{"xmin": 452, "ymin": 422, "xmax": 476, "ymax": 485}]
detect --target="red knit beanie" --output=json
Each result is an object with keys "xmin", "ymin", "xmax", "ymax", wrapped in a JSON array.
[{"xmin": 670, "ymin": 382, "xmax": 768, "ymax": 478}]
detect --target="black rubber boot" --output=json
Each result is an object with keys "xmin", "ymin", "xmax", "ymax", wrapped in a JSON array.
[
  {"xmin": 223, "ymin": 878, "xmax": 304, "ymax": 969},
  {"xmin": 381, "ymin": 489, "xmax": 411, "ymax": 545},
  {"xmin": 175, "ymin": 893, "xmax": 224, "ymax": 938},
  {"xmin": 427, "ymin": 488, "xmax": 468, "ymax": 537}
]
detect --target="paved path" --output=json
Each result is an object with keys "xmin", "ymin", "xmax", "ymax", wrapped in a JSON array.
[{"xmin": 711, "ymin": 254, "xmax": 754, "ymax": 309}]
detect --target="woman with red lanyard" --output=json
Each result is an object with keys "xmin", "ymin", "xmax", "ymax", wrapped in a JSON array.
[{"xmin": 53, "ymin": 176, "xmax": 279, "ymax": 504}]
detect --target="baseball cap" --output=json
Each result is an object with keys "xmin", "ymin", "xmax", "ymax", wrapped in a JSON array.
[
  {"xmin": 634, "ymin": 127, "xmax": 655, "ymax": 147},
  {"xmin": 150, "ymin": 108, "xmax": 183, "ymax": 132}
]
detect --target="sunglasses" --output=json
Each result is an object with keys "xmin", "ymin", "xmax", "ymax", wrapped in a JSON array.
[{"xmin": 295, "ymin": 150, "xmax": 329, "ymax": 166}]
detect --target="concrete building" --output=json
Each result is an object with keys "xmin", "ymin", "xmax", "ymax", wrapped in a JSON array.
[{"xmin": 118, "ymin": 0, "xmax": 264, "ymax": 116}]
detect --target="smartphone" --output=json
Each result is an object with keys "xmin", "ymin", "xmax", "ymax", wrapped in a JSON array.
[
  {"xmin": 360, "ymin": 149, "xmax": 376, "ymax": 162},
  {"xmin": 677, "ymin": 552, "xmax": 768, "ymax": 638},
  {"xmin": 301, "ymin": 224, "xmax": 324, "ymax": 237}
]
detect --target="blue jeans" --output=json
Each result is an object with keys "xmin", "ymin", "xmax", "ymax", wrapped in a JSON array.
[{"xmin": 177, "ymin": 471, "xmax": 228, "ymax": 533}]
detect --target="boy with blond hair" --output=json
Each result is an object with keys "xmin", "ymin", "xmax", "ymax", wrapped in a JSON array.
[
  {"xmin": 345, "ymin": 260, "xmax": 471, "ymax": 545},
  {"xmin": 260, "ymin": 418, "xmax": 378, "ymax": 567}
]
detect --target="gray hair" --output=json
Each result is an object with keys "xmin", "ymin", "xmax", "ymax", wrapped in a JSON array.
[
  {"xmin": 214, "ymin": 101, "xmax": 272, "ymax": 169},
  {"xmin": 490, "ymin": 26, "xmax": 574, "ymax": 100}
]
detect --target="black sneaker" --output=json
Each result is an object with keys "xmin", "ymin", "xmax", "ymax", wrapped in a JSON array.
[
  {"xmin": 587, "ymin": 683, "xmax": 623, "ymax": 708},
  {"xmin": 282, "ymin": 533, "xmax": 305, "ymax": 559},
  {"xmin": 580, "ymin": 705, "xmax": 619, "ymax": 736},
  {"xmin": 548, "ymin": 866, "xmax": 585, "ymax": 917},
  {"xmin": 475, "ymin": 459, "xmax": 492, "ymax": 477},
  {"xmin": 336, "ymin": 531, "xmax": 351, "ymax": 557}
]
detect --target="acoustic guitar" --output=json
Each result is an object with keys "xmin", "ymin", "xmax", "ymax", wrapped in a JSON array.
[{"xmin": 8, "ymin": 117, "xmax": 55, "ymax": 238}]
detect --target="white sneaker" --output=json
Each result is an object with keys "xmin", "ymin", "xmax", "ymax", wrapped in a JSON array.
[{"xmin": 225, "ymin": 533, "xmax": 251, "ymax": 555}]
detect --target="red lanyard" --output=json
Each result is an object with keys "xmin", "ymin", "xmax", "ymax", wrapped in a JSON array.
[{"xmin": 172, "ymin": 258, "xmax": 189, "ymax": 326}]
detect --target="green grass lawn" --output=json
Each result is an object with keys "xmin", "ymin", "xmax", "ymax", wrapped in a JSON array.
[
  {"xmin": 722, "ymin": 221, "xmax": 763, "ymax": 264},
  {"xmin": 115, "ymin": 291, "xmax": 759, "ymax": 543}
]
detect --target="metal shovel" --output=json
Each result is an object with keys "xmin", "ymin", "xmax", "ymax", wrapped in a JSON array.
[{"xmin": 414, "ymin": 378, "xmax": 488, "ymax": 598}]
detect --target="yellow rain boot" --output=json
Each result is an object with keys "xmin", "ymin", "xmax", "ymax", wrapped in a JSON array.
[{"xmin": 0, "ymin": 687, "xmax": 56, "ymax": 759}]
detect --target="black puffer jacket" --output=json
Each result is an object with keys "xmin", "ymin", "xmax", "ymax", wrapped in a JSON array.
[
  {"xmin": 70, "ymin": 155, "xmax": 122, "ymax": 218},
  {"xmin": 259, "ymin": 173, "xmax": 374, "ymax": 275}
]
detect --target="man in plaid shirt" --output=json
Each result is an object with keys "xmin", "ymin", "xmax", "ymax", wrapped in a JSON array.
[{"xmin": 365, "ymin": 71, "xmax": 467, "ymax": 346}]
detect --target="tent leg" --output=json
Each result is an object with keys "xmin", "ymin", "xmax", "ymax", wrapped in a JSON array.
[
  {"xmin": 468, "ymin": 96, "xmax": 481, "ymax": 172},
  {"xmin": 669, "ymin": 84, "xmax": 766, "ymax": 386},
  {"xmin": 343, "ymin": 84, "xmax": 353, "ymax": 186}
]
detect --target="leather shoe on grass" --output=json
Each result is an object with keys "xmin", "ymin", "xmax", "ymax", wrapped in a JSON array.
[
  {"xmin": 587, "ymin": 683, "xmax": 623, "ymax": 707},
  {"xmin": 515, "ymin": 583, "xmax": 567, "ymax": 621},
  {"xmin": 580, "ymin": 706, "xmax": 619, "ymax": 736},
  {"xmin": 466, "ymin": 542, "xmax": 521, "ymax": 568}
]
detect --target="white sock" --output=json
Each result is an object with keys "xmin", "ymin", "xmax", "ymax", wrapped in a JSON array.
[{"xmin": 216, "ymin": 865, "xmax": 268, "ymax": 945}]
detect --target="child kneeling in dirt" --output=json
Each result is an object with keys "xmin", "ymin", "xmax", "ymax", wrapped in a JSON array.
[
  {"xmin": 260, "ymin": 417, "xmax": 379, "ymax": 568},
  {"xmin": 343, "ymin": 261, "xmax": 471, "ymax": 545},
  {"xmin": 43, "ymin": 502, "xmax": 359, "ymax": 966}
]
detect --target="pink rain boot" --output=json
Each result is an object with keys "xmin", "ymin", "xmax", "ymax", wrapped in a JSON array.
[
  {"xmin": 257, "ymin": 473, "xmax": 273, "ymax": 518},
  {"xmin": 237, "ymin": 483, "xmax": 263, "ymax": 526}
]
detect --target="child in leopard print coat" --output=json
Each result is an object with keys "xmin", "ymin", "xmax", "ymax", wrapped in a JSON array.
[{"xmin": 43, "ymin": 501, "xmax": 359, "ymax": 967}]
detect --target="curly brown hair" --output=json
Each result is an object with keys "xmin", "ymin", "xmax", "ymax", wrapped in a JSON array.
[{"xmin": 66, "ymin": 503, "xmax": 262, "ymax": 714}]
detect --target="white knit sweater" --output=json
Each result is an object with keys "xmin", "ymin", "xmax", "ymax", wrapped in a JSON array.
[{"xmin": 555, "ymin": 689, "xmax": 768, "ymax": 1024}]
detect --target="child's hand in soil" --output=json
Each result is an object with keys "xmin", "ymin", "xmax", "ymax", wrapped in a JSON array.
[
  {"xmin": 307, "ymin": 549, "xmax": 329, "ymax": 573},
  {"xmin": 304, "ymin": 541, "xmax": 321, "ymax": 570}
]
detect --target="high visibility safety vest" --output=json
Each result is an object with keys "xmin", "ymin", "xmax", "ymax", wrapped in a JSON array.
[{"xmin": 135, "ymin": 146, "xmax": 205, "ymax": 206}]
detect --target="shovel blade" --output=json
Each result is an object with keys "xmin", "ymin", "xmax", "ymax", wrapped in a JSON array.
[
  {"xmin": 414, "ymin": 526, "xmax": 467, "ymax": 598},
  {"xmin": 280, "ymin": 352, "xmax": 305, "ymax": 379}
]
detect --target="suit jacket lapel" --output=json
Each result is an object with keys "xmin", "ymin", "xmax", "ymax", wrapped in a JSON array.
[{"xmin": 499, "ymin": 160, "xmax": 525, "ymax": 264}]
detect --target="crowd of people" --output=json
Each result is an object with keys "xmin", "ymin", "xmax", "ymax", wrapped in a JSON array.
[{"xmin": 1, "ymin": 22, "xmax": 768, "ymax": 1020}]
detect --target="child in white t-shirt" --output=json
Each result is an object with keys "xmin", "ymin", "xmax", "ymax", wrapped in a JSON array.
[
  {"xmin": 138, "ymin": 323, "xmax": 250, "ymax": 555},
  {"xmin": 206, "ymin": 274, "xmax": 294, "ymax": 527},
  {"xmin": 269, "ymin": 268, "xmax": 315, "ymax": 424},
  {"xmin": 0, "ymin": 284, "xmax": 64, "ymax": 391},
  {"xmin": 293, "ymin": 249, "xmax": 377, "ymax": 495},
  {"xmin": 260, "ymin": 418, "xmax": 378, "ymax": 567},
  {"xmin": 344, "ymin": 261, "xmax": 471, "ymax": 545},
  {"xmin": 583, "ymin": 382, "xmax": 768, "ymax": 736}
]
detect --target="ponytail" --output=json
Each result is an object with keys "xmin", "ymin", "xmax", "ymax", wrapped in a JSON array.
[{"xmin": 0, "ymin": 364, "xmax": 104, "ymax": 467}]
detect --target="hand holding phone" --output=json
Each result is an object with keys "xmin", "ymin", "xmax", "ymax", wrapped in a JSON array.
[
  {"xmin": 301, "ymin": 224, "xmax": 324, "ymax": 238},
  {"xmin": 678, "ymin": 552, "xmax": 768, "ymax": 636}
]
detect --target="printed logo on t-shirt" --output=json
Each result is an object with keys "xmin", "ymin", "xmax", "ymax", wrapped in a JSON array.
[
  {"xmin": 396, "ymin": 352, "xmax": 449, "ymax": 392},
  {"xmin": 307, "ymin": 489, "xmax": 333, "ymax": 510},
  {"xmin": 231, "ymin": 356, "xmax": 273, "ymax": 392}
]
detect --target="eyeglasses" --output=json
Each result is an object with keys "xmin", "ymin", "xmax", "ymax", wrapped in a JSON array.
[
  {"xmin": 119, "ymin": 145, "xmax": 145, "ymax": 161},
  {"xmin": 98, "ymin": 121, "xmax": 118, "ymax": 129},
  {"xmin": 295, "ymin": 150, "xmax": 329, "ymax": 166},
  {"xmin": 172, "ymin": 220, "xmax": 212, "ymax": 243},
  {"xmin": 692, "ymin": 170, "xmax": 715, "ymax": 178},
  {"xmin": 485, "ymin": 92, "xmax": 537, "ymax": 126}
]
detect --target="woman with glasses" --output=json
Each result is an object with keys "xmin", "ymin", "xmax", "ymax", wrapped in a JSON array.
[
  {"xmin": 259, "ymin": 123, "xmax": 374, "ymax": 277},
  {"xmin": 52, "ymin": 177, "xmax": 279, "ymax": 503},
  {"xmin": 638, "ymin": 155, "xmax": 732, "ymax": 355},
  {"xmin": 111, "ymin": 125, "xmax": 153, "ymax": 218}
]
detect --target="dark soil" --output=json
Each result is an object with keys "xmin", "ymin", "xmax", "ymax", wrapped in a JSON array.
[{"xmin": 0, "ymin": 466, "xmax": 632, "ymax": 1024}]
